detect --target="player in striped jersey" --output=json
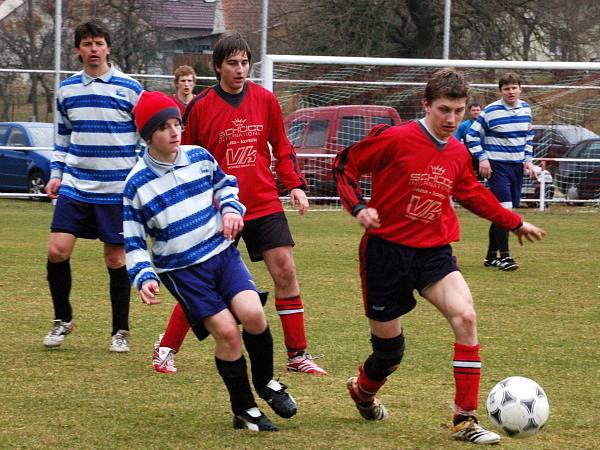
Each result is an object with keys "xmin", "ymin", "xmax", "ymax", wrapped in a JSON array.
[
  {"xmin": 124, "ymin": 91, "xmax": 296, "ymax": 431},
  {"xmin": 43, "ymin": 20, "xmax": 142, "ymax": 352},
  {"xmin": 466, "ymin": 72, "xmax": 535, "ymax": 271}
]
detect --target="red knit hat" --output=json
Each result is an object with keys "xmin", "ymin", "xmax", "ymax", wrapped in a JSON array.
[{"xmin": 133, "ymin": 91, "xmax": 181, "ymax": 141}]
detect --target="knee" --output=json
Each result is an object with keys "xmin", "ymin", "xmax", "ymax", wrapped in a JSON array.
[
  {"xmin": 239, "ymin": 309, "xmax": 267, "ymax": 334},
  {"xmin": 212, "ymin": 323, "xmax": 242, "ymax": 350},
  {"xmin": 364, "ymin": 333, "xmax": 405, "ymax": 380},
  {"xmin": 48, "ymin": 242, "xmax": 70, "ymax": 263},
  {"xmin": 272, "ymin": 260, "xmax": 297, "ymax": 287},
  {"xmin": 104, "ymin": 247, "xmax": 125, "ymax": 268},
  {"xmin": 455, "ymin": 308, "xmax": 477, "ymax": 333}
]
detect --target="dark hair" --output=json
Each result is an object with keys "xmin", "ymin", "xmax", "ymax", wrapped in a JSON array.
[
  {"xmin": 74, "ymin": 20, "xmax": 111, "ymax": 48},
  {"xmin": 498, "ymin": 72, "xmax": 521, "ymax": 89},
  {"xmin": 212, "ymin": 32, "xmax": 252, "ymax": 81},
  {"xmin": 468, "ymin": 103, "xmax": 481, "ymax": 109},
  {"xmin": 424, "ymin": 68, "xmax": 469, "ymax": 104},
  {"xmin": 174, "ymin": 65, "xmax": 197, "ymax": 84}
]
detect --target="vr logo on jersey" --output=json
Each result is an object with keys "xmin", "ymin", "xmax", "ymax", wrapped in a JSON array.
[
  {"xmin": 226, "ymin": 145, "xmax": 257, "ymax": 168},
  {"xmin": 405, "ymin": 194, "xmax": 442, "ymax": 223}
]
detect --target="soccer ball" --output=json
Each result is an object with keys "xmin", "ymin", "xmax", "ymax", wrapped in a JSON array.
[{"xmin": 486, "ymin": 376, "xmax": 549, "ymax": 438}]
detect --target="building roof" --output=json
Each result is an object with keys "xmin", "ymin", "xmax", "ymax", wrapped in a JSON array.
[{"xmin": 144, "ymin": 0, "xmax": 216, "ymax": 30}]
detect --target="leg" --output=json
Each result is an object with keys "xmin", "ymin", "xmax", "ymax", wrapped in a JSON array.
[
  {"xmin": 44, "ymin": 232, "xmax": 77, "ymax": 347},
  {"xmin": 347, "ymin": 318, "xmax": 404, "ymax": 421},
  {"xmin": 232, "ymin": 290, "xmax": 297, "ymax": 419},
  {"xmin": 160, "ymin": 303, "xmax": 191, "ymax": 352},
  {"xmin": 104, "ymin": 243, "xmax": 131, "ymax": 352},
  {"xmin": 422, "ymin": 271, "xmax": 500, "ymax": 444},
  {"xmin": 204, "ymin": 309, "xmax": 277, "ymax": 431}
]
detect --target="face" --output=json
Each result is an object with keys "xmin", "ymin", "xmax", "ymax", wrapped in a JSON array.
[
  {"xmin": 175, "ymin": 75, "xmax": 195, "ymax": 98},
  {"xmin": 76, "ymin": 36, "xmax": 111, "ymax": 72},
  {"xmin": 216, "ymin": 51, "xmax": 249, "ymax": 94},
  {"xmin": 423, "ymin": 96, "xmax": 467, "ymax": 140},
  {"xmin": 500, "ymin": 83, "xmax": 522, "ymax": 107},
  {"xmin": 469, "ymin": 105, "xmax": 481, "ymax": 120},
  {"xmin": 148, "ymin": 118, "xmax": 181, "ymax": 163}
]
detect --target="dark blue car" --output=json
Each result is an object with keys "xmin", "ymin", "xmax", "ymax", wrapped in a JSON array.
[{"xmin": 0, "ymin": 122, "xmax": 54, "ymax": 196}]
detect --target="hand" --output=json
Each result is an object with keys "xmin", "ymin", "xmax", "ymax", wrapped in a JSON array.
[
  {"xmin": 524, "ymin": 161, "xmax": 536, "ymax": 179},
  {"xmin": 45, "ymin": 178, "xmax": 61, "ymax": 199},
  {"xmin": 222, "ymin": 212, "xmax": 244, "ymax": 240},
  {"xmin": 511, "ymin": 221, "xmax": 546, "ymax": 245},
  {"xmin": 139, "ymin": 280, "xmax": 161, "ymax": 305},
  {"xmin": 289, "ymin": 188, "xmax": 309, "ymax": 215},
  {"xmin": 478, "ymin": 159, "xmax": 492, "ymax": 179},
  {"xmin": 357, "ymin": 207, "xmax": 380, "ymax": 229}
]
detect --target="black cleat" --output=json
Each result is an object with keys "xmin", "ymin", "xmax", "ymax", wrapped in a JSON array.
[
  {"xmin": 498, "ymin": 257, "xmax": 519, "ymax": 271},
  {"xmin": 483, "ymin": 258, "xmax": 501, "ymax": 268},
  {"xmin": 233, "ymin": 408, "xmax": 278, "ymax": 432},
  {"xmin": 257, "ymin": 379, "xmax": 297, "ymax": 419}
]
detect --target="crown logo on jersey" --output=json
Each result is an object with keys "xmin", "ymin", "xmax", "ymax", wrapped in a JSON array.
[
  {"xmin": 431, "ymin": 165, "xmax": 446, "ymax": 175},
  {"xmin": 232, "ymin": 118, "xmax": 247, "ymax": 127}
]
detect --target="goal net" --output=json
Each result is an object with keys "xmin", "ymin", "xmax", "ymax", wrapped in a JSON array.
[{"xmin": 255, "ymin": 56, "xmax": 600, "ymax": 208}]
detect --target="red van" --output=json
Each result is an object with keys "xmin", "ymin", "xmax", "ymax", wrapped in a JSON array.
[{"xmin": 284, "ymin": 105, "xmax": 401, "ymax": 197}]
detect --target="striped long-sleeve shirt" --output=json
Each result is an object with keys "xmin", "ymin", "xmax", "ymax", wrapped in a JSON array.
[
  {"xmin": 466, "ymin": 99, "xmax": 534, "ymax": 164},
  {"xmin": 51, "ymin": 66, "xmax": 143, "ymax": 204},
  {"xmin": 123, "ymin": 145, "xmax": 245, "ymax": 290}
]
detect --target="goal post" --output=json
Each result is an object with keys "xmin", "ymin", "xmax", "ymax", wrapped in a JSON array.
[{"xmin": 258, "ymin": 55, "xmax": 600, "ymax": 208}]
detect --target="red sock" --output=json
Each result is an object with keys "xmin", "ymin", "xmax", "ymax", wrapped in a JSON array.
[
  {"xmin": 275, "ymin": 296, "xmax": 307, "ymax": 356},
  {"xmin": 160, "ymin": 303, "xmax": 191, "ymax": 352},
  {"xmin": 356, "ymin": 364, "xmax": 387, "ymax": 403},
  {"xmin": 453, "ymin": 342, "xmax": 481, "ymax": 414}
]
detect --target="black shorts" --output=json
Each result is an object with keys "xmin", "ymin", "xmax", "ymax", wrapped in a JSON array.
[
  {"xmin": 238, "ymin": 212, "xmax": 295, "ymax": 262},
  {"xmin": 360, "ymin": 234, "xmax": 459, "ymax": 321}
]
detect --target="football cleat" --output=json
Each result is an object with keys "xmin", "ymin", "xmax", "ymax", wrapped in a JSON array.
[
  {"xmin": 233, "ymin": 407, "xmax": 278, "ymax": 432},
  {"xmin": 483, "ymin": 258, "xmax": 501, "ymax": 268},
  {"xmin": 346, "ymin": 377, "xmax": 389, "ymax": 421},
  {"xmin": 257, "ymin": 379, "xmax": 297, "ymax": 418},
  {"xmin": 498, "ymin": 257, "xmax": 519, "ymax": 271},
  {"xmin": 110, "ymin": 329, "xmax": 130, "ymax": 352},
  {"xmin": 43, "ymin": 320, "xmax": 74, "ymax": 348},
  {"xmin": 287, "ymin": 352, "xmax": 327, "ymax": 375},
  {"xmin": 452, "ymin": 416, "xmax": 501, "ymax": 445},
  {"xmin": 153, "ymin": 346, "xmax": 177, "ymax": 374}
]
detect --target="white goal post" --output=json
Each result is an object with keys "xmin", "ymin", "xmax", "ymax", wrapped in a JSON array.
[{"xmin": 258, "ymin": 55, "xmax": 600, "ymax": 209}]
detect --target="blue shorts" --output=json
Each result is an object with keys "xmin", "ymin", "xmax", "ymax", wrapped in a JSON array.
[
  {"xmin": 359, "ymin": 234, "xmax": 459, "ymax": 321},
  {"xmin": 158, "ymin": 245, "xmax": 257, "ymax": 327},
  {"xmin": 487, "ymin": 161, "xmax": 523, "ymax": 208},
  {"xmin": 50, "ymin": 195, "xmax": 124, "ymax": 244},
  {"xmin": 237, "ymin": 212, "xmax": 295, "ymax": 262}
]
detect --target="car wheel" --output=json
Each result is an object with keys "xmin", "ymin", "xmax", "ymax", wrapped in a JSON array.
[{"xmin": 28, "ymin": 170, "xmax": 46, "ymax": 199}]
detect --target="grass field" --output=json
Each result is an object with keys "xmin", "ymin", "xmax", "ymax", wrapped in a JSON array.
[{"xmin": 1, "ymin": 199, "xmax": 599, "ymax": 449}]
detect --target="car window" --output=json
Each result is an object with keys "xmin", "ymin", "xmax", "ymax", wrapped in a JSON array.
[
  {"xmin": 560, "ymin": 127, "xmax": 599, "ymax": 145},
  {"xmin": 582, "ymin": 142, "xmax": 600, "ymax": 159},
  {"xmin": 7, "ymin": 128, "xmax": 26, "ymax": 146},
  {"xmin": 0, "ymin": 125, "xmax": 9, "ymax": 144},
  {"xmin": 28, "ymin": 126, "xmax": 54, "ymax": 148},
  {"xmin": 338, "ymin": 116, "xmax": 366, "ymax": 148},
  {"xmin": 304, "ymin": 119, "xmax": 329, "ymax": 147},
  {"xmin": 287, "ymin": 120, "xmax": 307, "ymax": 147},
  {"xmin": 372, "ymin": 116, "xmax": 394, "ymax": 126}
]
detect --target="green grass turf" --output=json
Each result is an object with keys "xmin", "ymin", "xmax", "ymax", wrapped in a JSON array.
[{"xmin": 1, "ymin": 199, "xmax": 598, "ymax": 449}]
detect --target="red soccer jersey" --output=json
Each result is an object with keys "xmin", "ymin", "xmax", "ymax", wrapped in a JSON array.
[
  {"xmin": 334, "ymin": 121, "xmax": 522, "ymax": 248},
  {"xmin": 182, "ymin": 81, "xmax": 306, "ymax": 220},
  {"xmin": 172, "ymin": 94, "xmax": 189, "ymax": 116}
]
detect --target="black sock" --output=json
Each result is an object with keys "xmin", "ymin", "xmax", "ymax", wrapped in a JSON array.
[
  {"xmin": 47, "ymin": 259, "xmax": 72, "ymax": 322},
  {"xmin": 486, "ymin": 225, "xmax": 498, "ymax": 260},
  {"xmin": 496, "ymin": 227, "xmax": 510, "ymax": 256},
  {"xmin": 108, "ymin": 266, "xmax": 130, "ymax": 335},
  {"xmin": 215, "ymin": 356, "xmax": 257, "ymax": 416},
  {"xmin": 242, "ymin": 326, "xmax": 274, "ymax": 390}
]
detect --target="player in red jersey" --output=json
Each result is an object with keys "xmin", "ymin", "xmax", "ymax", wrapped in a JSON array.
[
  {"xmin": 334, "ymin": 68, "xmax": 545, "ymax": 445},
  {"xmin": 172, "ymin": 65, "xmax": 196, "ymax": 116},
  {"xmin": 151, "ymin": 32, "xmax": 326, "ymax": 376}
]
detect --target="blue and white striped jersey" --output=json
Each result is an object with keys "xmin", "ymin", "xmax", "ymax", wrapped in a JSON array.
[
  {"xmin": 466, "ymin": 99, "xmax": 534, "ymax": 164},
  {"xmin": 51, "ymin": 66, "xmax": 142, "ymax": 204},
  {"xmin": 123, "ymin": 145, "xmax": 245, "ymax": 290}
]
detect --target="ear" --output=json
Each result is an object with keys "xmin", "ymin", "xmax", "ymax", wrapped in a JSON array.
[{"xmin": 422, "ymin": 99, "xmax": 431, "ymax": 113}]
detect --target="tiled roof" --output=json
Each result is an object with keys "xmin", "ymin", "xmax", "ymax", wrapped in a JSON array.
[{"xmin": 144, "ymin": 0, "xmax": 216, "ymax": 30}]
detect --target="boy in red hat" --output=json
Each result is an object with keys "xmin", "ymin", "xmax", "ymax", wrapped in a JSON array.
[{"xmin": 124, "ymin": 91, "xmax": 297, "ymax": 431}]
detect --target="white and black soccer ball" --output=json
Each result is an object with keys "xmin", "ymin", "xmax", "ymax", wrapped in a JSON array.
[{"xmin": 486, "ymin": 376, "xmax": 549, "ymax": 438}]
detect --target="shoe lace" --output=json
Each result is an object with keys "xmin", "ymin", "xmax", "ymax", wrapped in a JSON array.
[
  {"xmin": 113, "ymin": 333, "xmax": 128, "ymax": 347},
  {"xmin": 49, "ymin": 322, "xmax": 65, "ymax": 336},
  {"xmin": 302, "ymin": 352, "xmax": 325, "ymax": 361}
]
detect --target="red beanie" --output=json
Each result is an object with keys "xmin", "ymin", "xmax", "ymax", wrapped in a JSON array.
[{"xmin": 133, "ymin": 91, "xmax": 181, "ymax": 141}]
